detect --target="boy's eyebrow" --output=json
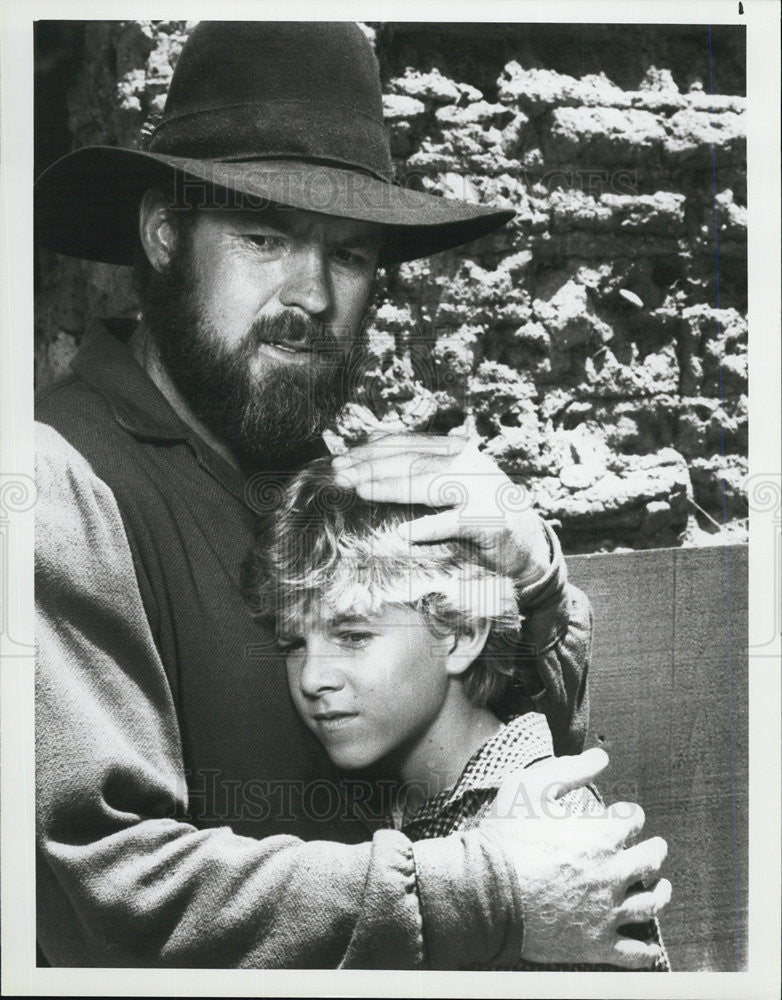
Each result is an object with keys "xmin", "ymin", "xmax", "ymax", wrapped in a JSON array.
[{"xmin": 326, "ymin": 613, "xmax": 377, "ymax": 628}]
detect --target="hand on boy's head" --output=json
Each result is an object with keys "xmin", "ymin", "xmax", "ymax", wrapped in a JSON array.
[
  {"xmin": 480, "ymin": 750, "xmax": 671, "ymax": 968},
  {"xmin": 331, "ymin": 431, "xmax": 551, "ymax": 587}
]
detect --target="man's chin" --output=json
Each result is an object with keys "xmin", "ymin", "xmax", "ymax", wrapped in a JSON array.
[{"xmin": 230, "ymin": 392, "xmax": 339, "ymax": 468}]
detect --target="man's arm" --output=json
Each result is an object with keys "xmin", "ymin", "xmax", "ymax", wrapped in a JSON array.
[
  {"xmin": 513, "ymin": 520, "xmax": 592, "ymax": 755},
  {"xmin": 35, "ymin": 423, "xmax": 522, "ymax": 968}
]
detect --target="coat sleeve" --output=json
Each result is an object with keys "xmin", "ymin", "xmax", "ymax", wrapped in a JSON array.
[
  {"xmin": 513, "ymin": 521, "xmax": 593, "ymax": 756},
  {"xmin": 35, "ymin": 423, "xmax": 523, "ymax": 969}
]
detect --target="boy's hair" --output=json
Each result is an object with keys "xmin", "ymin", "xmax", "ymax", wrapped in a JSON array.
[{"xmin": 247, "ymin": 456, "xmax": 525, "ymax": 712}]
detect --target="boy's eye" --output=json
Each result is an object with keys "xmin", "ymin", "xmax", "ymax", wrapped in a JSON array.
[
  {"xmin": 278, "ymin": 637, "xmax": 305, "ymax": 654},
  {"xmin": 335, "ymin": 630, "xmax": 375, "ymax": 647}
]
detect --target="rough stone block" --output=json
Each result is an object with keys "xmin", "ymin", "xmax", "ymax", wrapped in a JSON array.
[
  {"xmin": 676, "ymin": 396, "xmax": 748, "ymax": 457},
  {"xmin": 689, "ymin": 454, "xmax": 748, "ymax": 520},
  {"xmin": 389, "ymin": 67, "xmax": 473, "ymax": 104},
  {"xmin": 498, "ymin": 63, "xmax": 629, "ymax": 113},
  {"xmin": 435, "ymin": 101, "xmax": 513, "ymax": 126},
  {"xmin": 549, "ymin": 190, "xmax": 685, "ymax": 235},
  {"xmin": 544, "ymin": 106, "xmax": 666, "ymax": 163},
  {"xmin": 582, "ymin": 342, "xmax": 680, "ymax": 397},
  {"xmin": 532, "ymin": 447, "xmax": 692, "ymax": 549},
  {"xmin": 382, "ymin": 94, "xmax": 427, "ymax": 120},
  {"xmin": 663, "ymin": 109, "xmax": 745, "ymax": 163},
  {"xmin": 533, "ymin": 274, "xmax": 613, "ymax": 348}
]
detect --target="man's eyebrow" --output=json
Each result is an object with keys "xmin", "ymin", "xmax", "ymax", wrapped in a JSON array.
[
  {"xmin": 233, "ymin": 208, "xmax": 291, "ymax": 232},
  {"xmin": 233, "ymin": 208, "xmax": 380, "ymax": 248}
]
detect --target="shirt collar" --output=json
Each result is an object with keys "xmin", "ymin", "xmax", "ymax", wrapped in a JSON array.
[
  {"xmin": 400, "ymin": 712, "xmax": 555, "ymax": 829},
  {"xmin": 444, "ymin": 712, "xmax": 554, "ymax": 803},
  {"xmin": 71, "ymin": 318, "xmax": 328, "ymax": 503},
  {"xmin": 72, "ymin": 319, "xmax": 193, "ymax": 443}
]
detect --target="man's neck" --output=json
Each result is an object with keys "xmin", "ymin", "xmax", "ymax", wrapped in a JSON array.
[
  {"xmin": 129, "ymin": 323, "xmax": 241, "ymax": 471},
  {"xmin": 394, "ymin": 687, "xmax": 502, "ymax": 816}
]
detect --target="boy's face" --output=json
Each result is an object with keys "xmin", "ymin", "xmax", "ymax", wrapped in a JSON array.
[{"xmin": 281, "ymin": 603, "xmax": 454, "ymax": 771}]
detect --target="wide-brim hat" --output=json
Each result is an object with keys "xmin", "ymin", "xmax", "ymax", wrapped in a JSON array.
[{"xmin": 35, "ymin": 21, "xmax": 514, "ymax": 266}]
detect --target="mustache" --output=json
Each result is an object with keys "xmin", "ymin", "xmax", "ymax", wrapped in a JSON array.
[{"xmin": 244, "ymin": 312, "xmax": 343, "ymax": 356}]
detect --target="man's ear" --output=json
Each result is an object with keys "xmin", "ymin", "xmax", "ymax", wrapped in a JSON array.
[
  {"xmin": 138, "ymin": 189, "xmax": 178, "ymax": 273},
  {"xmin": 445, "ymin": 620, "xmax": 491, "ymax": 678}
]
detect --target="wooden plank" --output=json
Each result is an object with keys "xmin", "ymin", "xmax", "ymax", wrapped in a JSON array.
[{"xmin": 566, "ymin": 545, "xmax": 748, "ymax": 971}]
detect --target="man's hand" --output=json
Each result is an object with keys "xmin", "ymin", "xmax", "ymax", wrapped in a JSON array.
[
  {"xmin": 481, "ymin": 748, "xmax": 671, "ymax": 968},
  {"xmin": 331, "ymin": 431, "xmax": 551, "ymax": 587}
]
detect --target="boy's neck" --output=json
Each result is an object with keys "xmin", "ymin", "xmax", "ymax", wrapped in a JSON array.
[{"xmin": 393, "ymin": 686, "xmax": 503, "ymax": 812}]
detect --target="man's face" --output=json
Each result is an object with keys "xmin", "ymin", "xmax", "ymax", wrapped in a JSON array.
[
  {"xmin": 142, "ymin": 201, "xmax": 380, "ymax": 466},
  {"xmin": 281, "ymin": 604, "xmax": 453, "ymax": 773}
]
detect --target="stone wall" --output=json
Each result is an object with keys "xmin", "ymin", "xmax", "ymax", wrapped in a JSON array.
[{"xmin": 34, "ymin": 21, "xmax": 747, "ymax": 552}]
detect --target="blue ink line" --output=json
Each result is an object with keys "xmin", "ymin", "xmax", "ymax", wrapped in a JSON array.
[{"xmin": 709, "ymin": 23, "xmax": 742, "ymax": 971}]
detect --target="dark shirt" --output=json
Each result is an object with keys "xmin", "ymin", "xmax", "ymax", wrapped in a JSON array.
[{"xmin": 36, "ymin": 321, "xmax": 360, "ymax": 843}]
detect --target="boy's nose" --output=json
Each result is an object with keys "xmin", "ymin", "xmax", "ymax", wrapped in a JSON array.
[
  {"xmin": 298, "ymin": 644, "xmax": 346, "ymax": 697},
  {"xmin": 278, "ymin": 245, "xmax": 332, "ymax": 319}
]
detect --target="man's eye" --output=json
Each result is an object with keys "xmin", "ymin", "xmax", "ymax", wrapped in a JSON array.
[
  {"xmin": 331, "ymin": 247, "xmax": 367, "ymax": 267},
  {"xmin": 247, "ymin": 234, "xmax": 286, "ymax": 252}
]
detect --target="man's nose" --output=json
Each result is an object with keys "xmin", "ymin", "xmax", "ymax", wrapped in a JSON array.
[
  {"xmin": 278, "ymin": 245, "xmax": 332, "ymax": 318},
  {"xmin": 298, "ymin": 643, "xmax": 346, "ymax": 697}
]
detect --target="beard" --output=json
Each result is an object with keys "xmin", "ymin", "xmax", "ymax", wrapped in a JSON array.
[{"xmin": 140, "ymin": 236, "xmax": 368, "ymax": 469}]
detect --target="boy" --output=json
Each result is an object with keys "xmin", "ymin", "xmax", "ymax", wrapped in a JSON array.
[{"xmin": 248, "ymin": 456, "xmax": 670, "ymax": 971}]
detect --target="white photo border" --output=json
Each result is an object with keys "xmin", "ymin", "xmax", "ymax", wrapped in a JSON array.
[{"xmin": 2, "ymin": 1, "xmax": 779, "ymax": 997}]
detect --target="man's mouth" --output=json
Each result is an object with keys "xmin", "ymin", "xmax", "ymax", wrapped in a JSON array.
[
  {"xmin": 258, "ymin": 340, "xmax": 319, "ymax": 364},
  {"xmin": 268, "ymin": 338, "xmax": 316, "ymax": 354}
]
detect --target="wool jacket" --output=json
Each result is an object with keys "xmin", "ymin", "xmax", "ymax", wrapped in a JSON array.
[{"xmin": 35, "ymin": 322, "xmax": 592, "ymax": 968}]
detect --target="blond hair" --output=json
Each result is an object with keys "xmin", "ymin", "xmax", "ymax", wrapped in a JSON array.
[{"xmin": 247, "ymin": 456, "xmax": 524, "ymax": 709}]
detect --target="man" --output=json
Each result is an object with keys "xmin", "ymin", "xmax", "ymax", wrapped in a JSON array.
[{"xmin": 34, "ymin": 21, "xmax": 669, "ymax": 969}]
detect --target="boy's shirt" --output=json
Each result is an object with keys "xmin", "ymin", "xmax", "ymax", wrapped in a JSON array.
[{"xmin": 389, "ymin": 712, "xmax": 671, "ymax": 972}]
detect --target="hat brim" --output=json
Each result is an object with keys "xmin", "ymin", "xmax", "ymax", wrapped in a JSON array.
[{"xmin": 35, "ymin": 146, "xmax": 514, "ymax": 266}]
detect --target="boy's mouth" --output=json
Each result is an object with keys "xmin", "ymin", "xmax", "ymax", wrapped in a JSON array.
[{"xmin": 311, "ymin": 709, "xmax": 359, "ymax": 730}]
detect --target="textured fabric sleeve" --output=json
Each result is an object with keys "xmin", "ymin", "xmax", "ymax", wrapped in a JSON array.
[
  {"xmin": 513, "ymin": 521, "xmax": 593, "ymax": 756},
  {"xmin": 412, "ymin": 829, "xmax": 525, "ymax": 968},
  {"xmin": 35, "ymin": 423, "xmax": 520, "ymax": 969}
]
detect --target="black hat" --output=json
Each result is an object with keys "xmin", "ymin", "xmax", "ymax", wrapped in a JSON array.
[{"xmin": 35, "ymin": 21, "xmax": 514, "ymax": 265}]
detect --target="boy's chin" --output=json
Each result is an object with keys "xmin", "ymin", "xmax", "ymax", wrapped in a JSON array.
[
  {"xmin": 317, "ymin": 733, "xmax": 389, "ymax": 772},
  {"xmin": 326, "ymin": 746, "xmax": 382, "ymax": 771}
]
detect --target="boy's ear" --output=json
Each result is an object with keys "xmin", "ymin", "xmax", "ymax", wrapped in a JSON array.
[{"xmin": 445, "ymin": 620, "xmax": 491, "ymax": 677}]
